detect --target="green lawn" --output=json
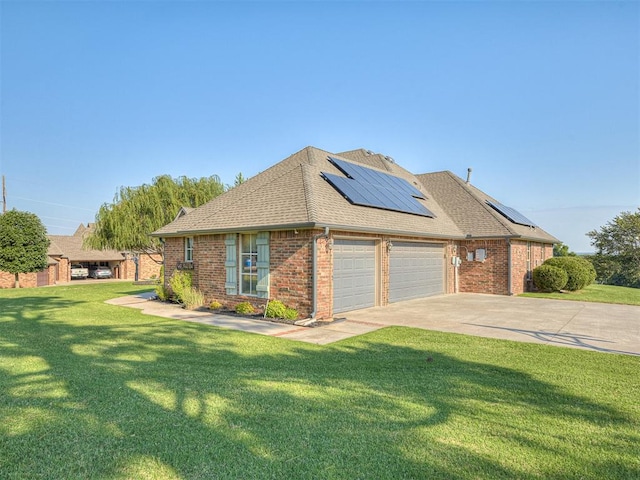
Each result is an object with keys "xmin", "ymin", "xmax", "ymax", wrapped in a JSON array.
[
  {"xmin": 520, "ymin": 283, "xmax": 640, "ymax": 306},
  {"xmin": 1, "ymin": 283, "xmax": 639, "ymax": 479}
]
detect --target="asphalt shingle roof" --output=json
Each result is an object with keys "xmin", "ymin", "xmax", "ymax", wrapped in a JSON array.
[
  {"xmin": 153, "ymin": 146, "xmax": 559, "ymax": 243},
  {"xmin": 48, "ymin": 225, "xmax": 125, "ymax": 262},
  {"xmin": 416, "ymin": 171, "xmax": 559, "ymax": 243},
  {"xmin": 153, "ymin": 146, "xmax": 463, "ymax": 238}
]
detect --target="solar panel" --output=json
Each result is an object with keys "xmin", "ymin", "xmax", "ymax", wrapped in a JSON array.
[
  {"xmin": 328, "ymin": 157, "xmax": 426, "ymax": 199},
  {"xmin": 486, "ymin": 201, "xmax": 536, "ymax": 227},
  {"xmin": 322, "ymin": 158, "xmax": 435, "ymax": 218}
]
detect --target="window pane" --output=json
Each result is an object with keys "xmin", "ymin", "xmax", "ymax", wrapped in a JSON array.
[
  {"xmin": 241, "ymin": 274, "xmax": 256, "ymax": 295},
  {"xmin": 240, "ymin": 234, "xmax": 258, "ymax": 295},
  {"xmin": 185, "ymin": 237, "xmax": 193, "ymax": 262},
  {"xmin": 242, "ymin": 235, "xmax": 251, "ymax": 253}
]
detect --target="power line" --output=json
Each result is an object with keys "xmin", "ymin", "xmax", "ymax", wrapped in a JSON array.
[
  {"xmin": 45, "ymin": 224, "xmax": 78, "ymax": 231},
  {"xmin": 9, "ymin": 195, "xmax": 96, "ymax": 212},
  {"xmin": 39, "ymin": 214, "xmax": 88, "ymax": 223}
]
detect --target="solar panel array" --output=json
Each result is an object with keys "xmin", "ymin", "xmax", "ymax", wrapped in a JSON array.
[
  {"xmin": 328, "ymin": 157, "xmax": 426, "ymax": 200},
  {"xmin": 486, "ymin": 201, "xmax": 536, "ymax": 227},
  {"xmin": 322, "ymin": 157, "xmax": 435, "ymax": 218}
]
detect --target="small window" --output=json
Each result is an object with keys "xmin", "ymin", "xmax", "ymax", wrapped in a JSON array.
[
  {"xmin": 240, "ymin": 234, "xmax": 258, "ymax": 296},
  {"xmin": 185, "ymin": 237, "xmax": 194, "ymax": 262}
]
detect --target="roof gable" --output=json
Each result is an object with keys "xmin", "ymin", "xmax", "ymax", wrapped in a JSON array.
[
  {"xmin": 416, "ymin": 171, "xmax": 559, "ymax": 243},
  {"xmin": 48, "ymin": 225, "xmax": 125, "ymax": 261}
]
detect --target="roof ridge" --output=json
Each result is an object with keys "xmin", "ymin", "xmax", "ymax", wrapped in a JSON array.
[
  {"xmin": 188, "ymin": 160, "xmax": 307, "ymax": 231},
  {"xmin": 443, "ymin": 170, "xmax": 518, "ymax": 235},
  {"xmin": 446, "ymin": 172, "xmax": 520, "ymax": 236},
  {"xmin": 301, "ymin": 163, "xmax": 317, "ymax": 223}
]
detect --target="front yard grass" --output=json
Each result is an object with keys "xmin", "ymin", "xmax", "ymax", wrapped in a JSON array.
[
  {"xmin": 520, "ymin": 283, "xmax": 640, "ymax": 306},
  {"xmin": 1, "ymin": 283, "xmax": 638, "ymax": 479}
]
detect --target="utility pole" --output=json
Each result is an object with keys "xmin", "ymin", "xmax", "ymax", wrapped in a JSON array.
[{"xmin": 2, "ymin": 175, "xmax": 5, "ymax": 213}]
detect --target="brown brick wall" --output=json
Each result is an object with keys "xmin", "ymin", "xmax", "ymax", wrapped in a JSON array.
[
  {"xmin": 457, "ymin": 239, "xmax": 510, "ymax": 295},
  {"xmin": 314, "ymin": 234, "xmax": 332, "ymax": 319},
  {"xmin": 57, "ymin": 258, "xmax": 69, "ymax": 282},
  {"xmin": 118, "ymin": 254, "xmax": 162, "ymax": 280},
  {"xmin": 0, "ymin": 271, "xmax": 37, "ymax": 288},
  {"xmin": 191, "ymin": 234, "xmax": 228, "ymax": 305},
  {"xmin": 163, "ymin": 236, "xmax": 185, "ymax": 291},
  {"xmin": 270, "ymin": 230, "xmax": 314, "ymax": 316},
  {"xmin": 458, "ymin": 239, "xmax": 554, "ymax": 295},
  {"xmin": 510, "ymin": 241, "xmax": 554, "ymax": 294}
]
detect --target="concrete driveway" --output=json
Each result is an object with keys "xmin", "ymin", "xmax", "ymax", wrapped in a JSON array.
[
  {"xmin": 336, "ymin": 294, "xmax": 640, "ymax": 356},
  {"xmin": 109, "ymin": 292, "xmax": 639, "ymax": 355}
]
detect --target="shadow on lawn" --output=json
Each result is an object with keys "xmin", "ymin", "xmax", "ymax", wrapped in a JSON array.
[{"xmin": 1, "ymin": 293, "xmax": 638, "ymax": 479}]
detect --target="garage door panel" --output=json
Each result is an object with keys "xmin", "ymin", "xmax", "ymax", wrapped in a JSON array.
[
  {"xmin": 389, "ymin": 242, "xmax": 443, "ymax": 303},
  {"xmin": 333, "ymin": 240, "xmax": 376, "ymax": 314}
]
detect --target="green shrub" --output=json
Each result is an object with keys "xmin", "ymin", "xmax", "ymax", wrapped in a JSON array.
[
  {"xmin": 265, "ymin": 300, "xmax": 287, "ymax": 318},
  {"xmin": 157, "ymin": 265, "xmax": 164, "ymax": 284},
  {"xmin": 265, "ymin": 299, "xmax": 299, "ymax": 320},
  {"xmin": 532, "ymin": 265, "xmax": 568, "ymax": 292},
  {"xmin": 543, "ymin": 257, "xmax": 596, "ymax": 291},
  {"xmin": 209, "ymin": 300, "xmax": 223, "ymax": 310},
  {"xmin": 235, "ymin": 302, "xmax": 254, "ymax": 315},
  {"xmin": 181, "ymin": 287, "xmax": 204, "ymax": 310},
  {"xmin": 169, "ymin": 271, "xmax": 192, "ymax": 303},
  {"xmin": 155, "ymin": 283, "xmax": 170, "ymax": 301}
]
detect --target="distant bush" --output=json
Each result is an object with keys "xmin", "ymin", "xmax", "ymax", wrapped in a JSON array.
[
  {"xmin": 209, "ymin": 300, "xmax": 223, "ymax": 310},
  {"xmin": 235, "ymin": 302, "xmax": 254, "ymax": 315},
  {"xmin": 532, "ymin": 265, "xmax": 568, "ymax": 292},
  {"xmin": 283, "ymin": 307, "xmax": 299, "ymax": 320},
  {"xmin": 543, "ymin": 257, "xmax": 596, "ymax": 291}
]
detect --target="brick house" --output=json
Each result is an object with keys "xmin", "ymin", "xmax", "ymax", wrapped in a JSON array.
[
  {"xmin": 0, "ymin": 224, "xmax": 162, "ymax": 288},
  {"xmin": 153, "ymin": 146, "xmax": 558, "ymax": 319}
]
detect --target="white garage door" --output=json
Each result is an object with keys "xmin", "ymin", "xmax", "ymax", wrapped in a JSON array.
[
  {"xmin": 333, "ymin": 239, "xmax": 376, "ymax": 314},
  {"xmin": 389, "ymin": 242, "xmax": 444, "ymax": 303}
]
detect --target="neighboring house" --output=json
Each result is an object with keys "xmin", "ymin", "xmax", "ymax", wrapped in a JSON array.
[
  {"xmin": 0, "ymin": 223, "xmax": 162, "ymax": 288},
  {"xmin": 153, "ymin": 146, "xmax": 559, "ymax": 319}
]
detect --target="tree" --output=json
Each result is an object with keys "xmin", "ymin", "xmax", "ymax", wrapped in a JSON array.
[
  {"xmin": 233, "ymin": 172, "xmax": 246, "ymax": 187},
  {"xmin": 0, "ymin": 210, "xmax": 50, "ymax": 288},
  {"xmin": 85, "ymin": 175, "xmax": 225, "ymax": 256},
  {"xmin": 586, "ymin": 208, "xmax": 640, "ymax": 287},
  {"xmin": 553, "ymin": 242, "xmax": 576, "ymax": 257}
]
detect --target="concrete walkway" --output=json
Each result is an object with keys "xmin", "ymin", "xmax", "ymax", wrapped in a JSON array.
[{"xmin": 106, "ymin": 292, "xmax": 640, "ymax": 355}]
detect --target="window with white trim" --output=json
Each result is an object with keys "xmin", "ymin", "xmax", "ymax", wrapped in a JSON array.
[
  {"xmin": 185, "ymin": 237, "xmax": 194, "ymax": 262},
  {"xmin": 240, "ymin": 234, "xmax": 258, "ymax": 295}
]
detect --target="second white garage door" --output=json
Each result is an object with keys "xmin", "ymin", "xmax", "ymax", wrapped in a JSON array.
[
  {"xmin": 333, "ymin": 239, "xmax": 376, "ymax": 314},
  {"xmin": 389, "ymin": 242, "xmax": 444, "ymax": 303}
]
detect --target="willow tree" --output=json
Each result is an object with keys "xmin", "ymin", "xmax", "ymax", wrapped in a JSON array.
[
  {"xmin": 85, "ymin": 175, "xmax": 226, "ymax": 256},
  {"xmin": 0, "ymin": 210, "xmax": 49, "ymax": 288}
]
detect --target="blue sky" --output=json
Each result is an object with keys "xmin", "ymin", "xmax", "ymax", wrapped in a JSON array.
[{"xmin": 1, "ymin": 1, "xmax": 638, "ymax": 252}]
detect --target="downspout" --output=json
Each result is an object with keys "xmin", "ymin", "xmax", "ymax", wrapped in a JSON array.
[
  {"xmin": 507, "ymin": 238, "xmax": 513, "ymax": 296},
  {"xmin": 310, "ymin": 227, "xmax": 330, "ymax": 319}
]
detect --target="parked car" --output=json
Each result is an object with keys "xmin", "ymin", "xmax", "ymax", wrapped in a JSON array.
[
  {"xmin": 70, "ymin": 264, "xmax": 89, "ymax": 280},
  {"xmin": 89, "ymin": 266, "xmax": 113, "ymax": 279}
]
